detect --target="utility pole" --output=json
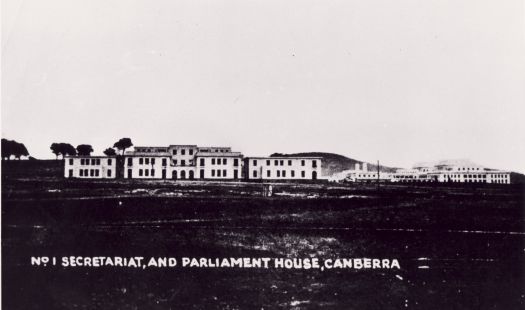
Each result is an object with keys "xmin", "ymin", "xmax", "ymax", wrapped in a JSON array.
[{"xmin": 377, "ymin": 160, "xmax": 380, "ymax": 192}]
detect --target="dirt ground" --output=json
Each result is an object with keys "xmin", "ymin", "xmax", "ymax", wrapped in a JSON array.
[{"xmin": 2, "ymin": 161, "xmax": 525, "ymax": 309}]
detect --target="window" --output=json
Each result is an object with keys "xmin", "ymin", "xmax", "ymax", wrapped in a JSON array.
[
  {"xmin": 253, "ymin": 170, "xmax": 257, "ymax": 178},
  {"xmin": 223, "ymin": 169, "xmax": 227, "ymax": 177},
  {"xmin": 90, "ymin": 169, "xmax": 94, "ymax": 177},
  {"xmin": 288, "ymin": 160, "xmax": 292, "ymax": 166},
  {"xmin": 280, "ymin": 160, "xmax": 284, "ymax": 166},
  {"xmin": 91, "ymin": 159, "xmax": 96, "ymax": 165},
  {"xmin": 212, "ymin": 170, "xmax": 215, "ymax": 177},
  {"xmin": 267, "ymin": 170, "xmax": 271, "ymax": 177},
  {"xmin": 151, "ymin": 158, "xmax": 155, "ymax": 165},
  {"xmin": 95, "ymin": 170, "xmax": 99, "ymax": 177},
  {"xmin": 266, "ymin": 160, "xmax": 270, "ymax": 166},
  {"xmin": 139, "ymin": 169, "xmax": 143, "ymax": 176},
  {"xmin": 277, "ymin": 171, "xmax": 281, "ymax": 177},
  {"xmin": 96, "ymin": 159, "xmax": 101, "ymax": 165},
  {"xmin": 223, "ymin": 159, "xmax": 227, "ymax": 165},
  {"xmin": 312, "ymin": 160, "xmax": 317, "ymax": 168},
  {"xmin": 181, "ymin": 149, "xmax": 186, "ymax": 155},
  {"xmin": 253, "ymin": 160, "xmax": 257, "ymax": 166},
  {"xmin": 189, "ymin": 149, "xmax": 193, "ymax": 155},
  {"xmin": 145, "ymin": 158, "xmax": 150, "ymax": 165},
  {"xmin": 84, "ymin": 169, "xmax": 88, "ymax": 176},
  {"xmin": 181, "ymin": 160, "xmax": 185, "ymax": 166},
  {"xmin": 145, "ymin": 169, "xmax": 149, "ymax": 177},
  {"xmin": 162, "ymin": 158, "xmax": 167, "ymax": 166},
  {"xmin": 108, "ymin": 170, "xmax": 112, "ymax": 177},
  {"xmin": 301, "ymin": 160, "xmax": 305, "ymax": 166},
  {"xmin": 234, "ymin": 159, "xmax": 239, "ymax": 167},
  {"xmin": 80, "ymin": 159, "xmax": 84, "ymax": 165},
  {"xmin": 282, "ymin": 170, "xmax": 286, "ymax": 178},
  {"xmin": 275, "ymin": 160, "xmax": 278, "ymax": 166},
  {"xmin": 151, "ymin": 169, "xmax": 155, "ymax": 177},
  {"xmin": 291, "ymin": 170, "xmax": 295, "ymax": 177},
  {"xmin": 301, "ymin": 171, "xmax": 305, "ymax": 178},
  {"xmin": 212, "ymin": 158, "xmax": 216, "ymax": 165},
  {"xmin": 200, "ymin": 158, "xmax": 205, "ymax": 166},
  {"xmin": 139, "ymin": 158, "xmax": 144, "ymax": 165},
  {"xmin": 173, "ymin": 149, "xmax": 177, "ymax": 155},
  {"xmin": 69, "ymin": 158, "xmax": 74, "ymax": 165},
  {"xmin": 217, "ymin": 170, "xmax": 221, "ymax": 177},
  {"xmin": 80, "ymin": 170, "xmax": 84, "ymax": 176},
  {"xmin": 108, "ymin": 159, "xmax": 112, "ymax": 165}
]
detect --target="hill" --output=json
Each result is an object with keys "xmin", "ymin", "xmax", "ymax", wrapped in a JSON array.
[{"xmin": 270, "ymin": 152, "xmax": 398, "ymax": 176}]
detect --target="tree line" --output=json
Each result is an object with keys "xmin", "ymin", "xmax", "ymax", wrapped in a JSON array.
[
  {"xmin": 1, "ymin": 137, "xmax": 134, "ymax": 160},
  {"xmin": 49, "ymin": 138, "xmax": 133, "ymax": 159}
]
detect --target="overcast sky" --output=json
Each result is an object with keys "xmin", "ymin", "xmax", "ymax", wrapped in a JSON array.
[{"xmin": 2, "ymin": 0, "xmax": 524, "ymax": 172}]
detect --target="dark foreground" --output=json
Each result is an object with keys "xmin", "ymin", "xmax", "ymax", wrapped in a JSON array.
[{"xmin": 2, "ymin": 164, "xmax": 525, "ymax": 309}]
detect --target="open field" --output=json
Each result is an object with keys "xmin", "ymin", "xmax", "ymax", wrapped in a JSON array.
[{"xmin": 2, "ymin": 161, "xmax": 525, "ymax": 309}]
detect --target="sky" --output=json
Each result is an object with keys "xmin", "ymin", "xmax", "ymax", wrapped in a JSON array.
[{"xmin": 2, "ymin": 0, "xmax": 525, "ymax": 172}]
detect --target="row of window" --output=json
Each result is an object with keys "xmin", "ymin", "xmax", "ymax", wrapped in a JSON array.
[
  {"xmin": 173, "ymin": 159, "xmax": 193, "ymax": 166},
  {"xmin": 172, "ymin": 149, "xmax": 194, "ymax": 156},
  {"xmin": 138, "ymin": 169, "xmax": 156, "ymax": 177},
  {"xmin": 457, "ymin": 167, "xmax": 481, "ymax": 171},
  {"xmin": 356, "ymin": 174, "xmax": 378, "ymax": 178},
  {"xmin": 253, "ymin": 170, "xmax": 307, "ymax": 178},
  {"xmin": 208, "ymin": 158, "xmax": 240, "ymax": 166},
  {"xmin": 135, "ymin": 148, "xmax": 168, "ymax": 153},
  {"xmin": 199, "ymin": 148, "xmax": 230, "ymax": 153},
  {"xmin": 137, "ymin": 158, "xmax": 169, "ymax": 166},
  {"xmin": 252, "ymin": 159, "xmax": 317, "ymax": 168},
  {"xmin": 77, "ymin": 158, "xmax": 111, "ymax": 166},
  {"xmin": 78, "ymin": 169, "xmax": 112, "ymax": 177},
  {"xmin": 211, "ymin": 169, "xmax": 231, "ymax": 177}
]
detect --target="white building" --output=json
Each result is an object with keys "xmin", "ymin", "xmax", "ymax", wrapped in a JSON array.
[
  {"xmin": 391, "ymin": 159, "xmax": 511, "ymax": 184},
  {"xmin": 342, "ymin": 162, "xmax": 393, "ymax": 182},
  {"xmin": 123, "ymin": 152, "xmax": 172, "ymax": 179},
  {"xmin": 64, "ymin": 156, "xmax": 116, "ymax": 179},
  {"xmin": 122, "ymin": 145, "xmax": 243, "ymax": 180},
  {"xmin": 244, "ymin": 156, "xmax": 321, "ymax": 180}
]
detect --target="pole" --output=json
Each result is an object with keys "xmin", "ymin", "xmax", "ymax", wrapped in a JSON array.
[{"xmin": 377, "ymin": 160, "xmax": 380, "ymax": 192}]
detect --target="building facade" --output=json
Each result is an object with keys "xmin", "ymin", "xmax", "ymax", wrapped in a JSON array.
[
  {"xmin": 345, "ymin": 159, "xmax": 511, "ymax": 184},
  {"xmin": 64, "ymin": 156, "xmax": 116, "ymax": 179},
  {"xmin": 63, "ymin": 145, "xmax": 323, "ymax": 181},
  {"xmin": 244, "ymin": 156, "xmax": 321, "ymax": 180}
]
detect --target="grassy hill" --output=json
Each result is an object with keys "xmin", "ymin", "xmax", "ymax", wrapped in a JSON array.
[{"xmin": 270, "ymin": 152, "xmax": 398, "ymax": 176}]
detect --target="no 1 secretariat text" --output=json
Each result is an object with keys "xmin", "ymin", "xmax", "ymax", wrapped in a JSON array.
[{"xmin": 32, "ymin": 256, "xmax": 401, "ymax": 270}]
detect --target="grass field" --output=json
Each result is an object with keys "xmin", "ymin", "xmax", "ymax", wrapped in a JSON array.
[{"xmin": 2, "ymin": 160, "xmax": 525, "ymax": 309}]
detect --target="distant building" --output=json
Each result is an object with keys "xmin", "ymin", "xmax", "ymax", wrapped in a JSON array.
[
  {"xmin": 64, "ymin": 156, "xmax": 116, "ymax": 179},
  {"xmin": 391, "ymin": 159, "xmax": 511, "ymax": 184},
  {"xmin": 337, "ymin": 159, "xmax": 511, "ymax": 184}
]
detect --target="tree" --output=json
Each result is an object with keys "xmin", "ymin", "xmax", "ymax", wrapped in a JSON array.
[
  {"xmin": 103, "ymin": 148, "xmax": 117, "ymax": 156},
  {"xmin": 76, "ymin": 144, "xmax": 94, "ymax": 156},
  {"xmin": 50, "ymin": 143, "xmax": 61, "ymax": 159},
  {"xmin": 61, "ymin": 143, "xmax": 77, "ymax": 157},
  {"xmin": 13, "ymin": 142, "xmax": 29, "ymax": 159},
  {"xmin": 2, "ymin": 139, "xmax": 29, "ymax": 160},
  {"xmin": 113, "ymin": 138, "xmax": 133, "ymax": 155},
  {"xmin": 50, "ymin": 142, "xmax": 76, "ymax": 159},
  {"xmin": 2, "ymin": 139, "xmax": 13, "ymax": 160}
]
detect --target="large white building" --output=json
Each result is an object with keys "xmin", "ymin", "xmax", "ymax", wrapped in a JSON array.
[
  {"xmin": 122, "ymin": 145, "xmax": 243, "ymax": 180},
  {"xmin": 64, "ymin": 144, "xmax": 321, "ymax": 181}
]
